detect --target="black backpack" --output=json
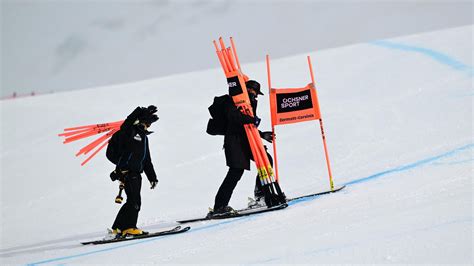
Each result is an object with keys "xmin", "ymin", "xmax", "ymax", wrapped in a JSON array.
[
  {"xmin": 206, "ymin": 95, "xmax": 228, "ymax": 136},
  {"xmin": 106, "ymin": 130, "xmax": 124, "ymax": 165}
]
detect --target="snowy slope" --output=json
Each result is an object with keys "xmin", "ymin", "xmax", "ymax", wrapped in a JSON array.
[{"xmin": 0, "ymin": 25, "xmax": 472, "ymax": 264}]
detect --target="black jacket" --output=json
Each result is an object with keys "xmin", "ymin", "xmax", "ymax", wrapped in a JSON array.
[
  {"xmin": 116, "ymin": 108, "xmax": 157, "ymax": 182},
  {"xmin": 222, "ymin": 95, "xmax": 259, "ymax": 170}
]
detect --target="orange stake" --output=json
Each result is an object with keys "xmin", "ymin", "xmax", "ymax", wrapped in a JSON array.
[
  {"xmin": 218, "ymin": 38, "xmax": 232, "ymax": 73},
  {"xmin": 308, "ymin": 56, "xmax": 334, "ymax": 190},
  {"xmin": 245, "ymin": 123, "xmax": 269, "ymax": 184},
  {"xmin": 58, "ymin": 127, "xmax": 93, "ymax": 137},
  {"xmin": 63, "ymin": 126, "xmax": 117, "ymax": 144},
  {"xmin": 250, "ymin": 123, "xmax": 274, "ymax": 182},
  {"xmin": 213, "ymin": 37, "xmax": 277, "ymax": 186},
  {"xmin": 63, "ymin": 128, "xmax": 104, "ymax": 144},
  {"xmin": 80, "ymin": 130, "xmax": 117, "ymax": 166},
  {"xmin": 226, "ymin": 47, "xmax": 237, "ymax": 71},
  {"xmin": 214, "ymin": 41, "xmax": 228, "ymax": 74},
  {"xmin": 266, "ymin": 55, "xmax": 280, "ymax": 182},
  {"xmin": 76, "ymin": 130, "xmax": 115, "ymax": 156},
  {"xmin": 230, "ymin": 37, "xmax": 241, "ymax": 71},
  {"xmin": 221, "ymin": 48, "xmax": 233, "ymax": 74},
  {"xmin": 63, "ymin": 121, "xmax": 123, "ymax": 132}
]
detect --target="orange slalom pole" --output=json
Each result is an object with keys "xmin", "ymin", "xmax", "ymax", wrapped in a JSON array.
[
  {"xmin": 63, "ymin": 126, "xmax": 116, "ymax": 144},
  {"xmin": 214, "ymin": 41, "xmax": 228, "ymax": 74},
  {"xmin": 218, "ymin": 38, "xmax": 233, "ymax": 73},
  {"xmin": 63, "ymin": 128, "xmax": 104, "ymax": 144},
  {"xmin": 63, "ymin": 121, "xmax": 123, "ymax": 132},
  {"xmin": 76, "ymin": 130, "xmax": 115, "ymax": 156},
  {"xmin": 245, "ymin": 124, "xmax": 269, "ymax": 185},
  {"xmin": 58, "ymin": 127, "xmax": 92, "ymax": 137},
  {"xmin": 266, "ymin": 54, "xmax": 280, "ymax": 182},
  {"xmin": 242, "ymin": 106, "xmax": 272, "ymax": 184},
  {"xmin": 226, "ymin": 47, "xmax": 237, "ymax": 72},
  {"xmin": 83, "ymin": 133, "xmax": 114, "ymax": 155},
  {"xmin": 250, "ymin": 124, "xmax": 275, "ymax": 182},
  {"xmin": 308, "ymin": 56, "xmax": 334, "ymax": 190},
  {"xmin": 60, "ymin": 124, "xmax": 120, "ymax": 139},
  {"xmin": 239, "ymin": 103, "xmax": 266, "ymax": 181},
  {"xmin": 217, "ymin": 50, "xmax": 230, "ymax": 74},
  {"xmin": 218, "ymin": 37, "xmax": 227, "ymax": 51},
  {"xmin": 214, "ymin": 40, "xmax": 229, "ymax": 73},
  {"xmin": 221, "ymin": 48, "xmax": 233, "ymax": 74},
  {"xmin": 230, "ymin": 37, "xmax": 242, "ymax": 71},
  {"xmin": 80, "ymin": 129, "xmax": 117, "ymax": 166},
  {"xmin": 241, "ymin": 117, "xmax": 266, "ymax": 184}
]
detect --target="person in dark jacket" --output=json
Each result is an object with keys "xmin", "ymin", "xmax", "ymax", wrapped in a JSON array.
[
  {"xmin": 110, "ymin": 106, "xmax": 159, "ymax": 237},
  {"xmin": 209, "ymin": 80, "xmax": 275, "ymax": 217}
]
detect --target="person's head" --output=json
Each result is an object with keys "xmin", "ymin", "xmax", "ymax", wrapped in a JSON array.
[
  {"xmin": 140, "ymin": 121, "xmax": 152, "ymax": 131},
  {"xmin": 245, "ymin": 80, "xmax": 263, "ymax": 98}
]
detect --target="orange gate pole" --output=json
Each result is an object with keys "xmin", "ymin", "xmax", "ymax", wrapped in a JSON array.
[
  {"xmin": 80, "ymin": 129, "xmax": 118, "ymax": 166},
  {"xmin": 307, "ymin": 56, "xmax": 334, "ymax": 190},
  {"xmin": 266, "ymin": 55, "xmax": 280, "ymax": 182}
]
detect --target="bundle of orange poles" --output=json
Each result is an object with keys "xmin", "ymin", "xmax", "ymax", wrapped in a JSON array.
[
  {"xmin": 213, "ymin": 37, "xmax": 276, "ymax": 187},
  {"xmin": 58, "ymin": 120, "xmax": 123, "ymax": 166}
]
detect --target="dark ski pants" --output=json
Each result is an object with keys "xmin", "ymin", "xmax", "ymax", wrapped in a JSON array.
[
  {"xmin": 254, "ymin": 150, "xmax": 273, "ymax": 199},
  {"xmin": 112, "ymin": 173, "xmax": 142, "ymax": 230},
  {"xmin": 214, "ymin": 168, "xmax": 245, "ymax": 210}
]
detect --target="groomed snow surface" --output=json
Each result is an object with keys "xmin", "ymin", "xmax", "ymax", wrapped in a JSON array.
[{"xmin": 0, "ymin": 25, "xmax": 472, "ymax": 264}]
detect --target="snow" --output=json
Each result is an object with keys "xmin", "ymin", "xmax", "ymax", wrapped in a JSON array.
[{"xmin": 0, "ymin": 25, "xmax": 472, "ymax": 264}]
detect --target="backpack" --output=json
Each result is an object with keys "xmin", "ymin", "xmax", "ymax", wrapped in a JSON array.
[
  {"xmin": 206, "ymin": 95, "xmax": 228, "ymax": 136},
  {"xmin": 106, "ymin": 130, "xmax": 124, "ymax": 165}
]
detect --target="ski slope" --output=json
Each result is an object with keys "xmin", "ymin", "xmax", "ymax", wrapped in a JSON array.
[{"xmin": 0, "ymin": 25, "xmax": 472, "ymax": 264}]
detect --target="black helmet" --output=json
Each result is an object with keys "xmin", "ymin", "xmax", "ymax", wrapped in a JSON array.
[{"xmin": 245, "ymin": 80, "xmax": 263, "ymax": 95}]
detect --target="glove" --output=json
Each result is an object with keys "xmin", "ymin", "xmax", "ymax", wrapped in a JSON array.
[
  {"xmin": 242, "ymin": 114, "xmax": 256, "ymax": 125},
  {"xmin": 254, "ymin": 116, "xmax": 261, "ymax": 127},
  {"xmin": 129, "ymin": 107, "xmax": 145, "ymax": 121},
  {"xmin": 110, "ymin": 169, "xmax": 128, "ymax": 182},
  {"xmin": 140, "ymin": 113, "xmax": 159, "ymax": 124},
  {"xmin": 139, "ymin": 105, "xmax": 159, "ymax": 125},
  {"xmin": 260, "ymin": 131, "xmax": 274, "ymax": 143},
  {"xmin": 146, "ymin": 105, "xmax": 157, "ymax": 114},
  {"xmin": 150, "ymin": 180, "xmax": 158, "ymax": 189}
]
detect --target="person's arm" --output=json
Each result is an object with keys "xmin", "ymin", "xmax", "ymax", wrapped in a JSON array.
[
  {"xmin": 259, "ymin": 130, "xmax": 274, "ymax": 143},
  {"xmin": 143, "ymin": 139, "xmax": 158, "ymax": 189},
  {"xmin": 115, "ymin": 107, "xmax": 143, "ymax": 171},
  {"xmin": 226, "ymin": 101, "xmax": 255, "ymax": 126}
]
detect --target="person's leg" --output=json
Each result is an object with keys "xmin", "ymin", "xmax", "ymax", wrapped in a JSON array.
[
  {"xmin": 111, "ymin": 174, "xmax": 142, "ymax": 230},
  {"xmin": 214, "ymin": 168, "xmax": 244, "ymax": 210}
]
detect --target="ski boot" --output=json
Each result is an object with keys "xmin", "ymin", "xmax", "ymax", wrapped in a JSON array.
[
  {"xmin": 207, "ymin": 206, "xmax": 236, "ymax": 218},
  {"xmin": 104, "ymin": 228, "xmax": 122, "ymax": 240},
  {"xmin": 121, "ymin": 228, "xmax": 149, "ymax": 237},
  {"xmin": 247, "ymin": 196, "xmax": 266, "ymax": 209},
  {"xmin": 206, "ymin": 207, "xmax": 214, "ymax": 218}
]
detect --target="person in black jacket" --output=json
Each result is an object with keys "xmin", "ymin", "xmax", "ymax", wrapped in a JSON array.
[
  {"xmin": 208, "ymin": 80, "xmax": 275, "ymax": 217},
  {"xmin": 109, "ymin": 106, "xmax": 159, "ymax": 237}
]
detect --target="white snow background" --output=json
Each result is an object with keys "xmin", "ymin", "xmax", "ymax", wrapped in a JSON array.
[{"xmin": 0, "ymin": 25, "xmax": 473, "ymax": 264}]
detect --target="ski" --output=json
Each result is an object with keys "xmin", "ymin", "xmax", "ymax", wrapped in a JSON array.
[
  {"xmin": 81, "ymin": 226, "xmax": 190, "ymax": 245},
  {"xmin": 177, "ymin": 203, "xmax": 288, "ymax": 224},
  {"xmin": 287, "ymin": 185, "xmax": 346, "ymax": 202}
]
